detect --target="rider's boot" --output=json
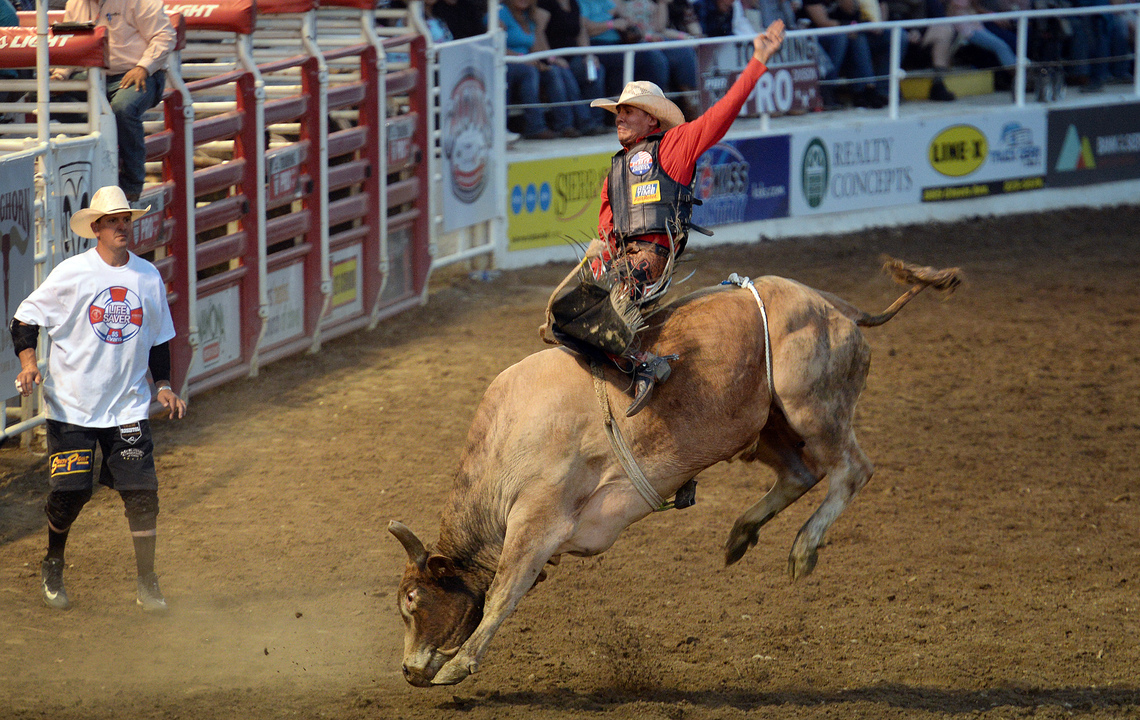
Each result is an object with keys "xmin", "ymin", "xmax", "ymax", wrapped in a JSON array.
[{"xmin": 626, "ymin": 351, "xmax": 676, "ymax": 417}]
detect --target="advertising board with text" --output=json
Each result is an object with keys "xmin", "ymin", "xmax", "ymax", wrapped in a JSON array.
[
  {"xmin": 507, "ymin": 152, "xmax": 612, "ymax": 251},
  {"xmin": 1046, "ymin": 102, "xmax": 1140, "ymax": 188},
  {"xmin": 917, "ymin": 108, "xmax": 1047, "ymax": 202}
]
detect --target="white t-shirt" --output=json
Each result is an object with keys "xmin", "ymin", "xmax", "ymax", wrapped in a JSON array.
[{"xmin": 15, "ymin": 249, "xmax": 176, "ymax": 428}]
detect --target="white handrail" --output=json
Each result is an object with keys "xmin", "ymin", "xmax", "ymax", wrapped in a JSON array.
[{"xmin": 495, "ymin": 2, "xmax": 1140, "ymax": 120}]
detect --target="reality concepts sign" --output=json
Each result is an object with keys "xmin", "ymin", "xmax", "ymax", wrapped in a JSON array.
[
  {"xmin": 507, "ymin": 152, "xmax": 612, "ymax": 251},
  {"xmin": 791, "ymin": 125, "xmax": 922, "ymax": 215},
  {"xmin": 919, "ymin": 108, "xmax": 1046, "ymax": 201},
  {"xmin": 1047, "ymin": 102, "xmax": 1140, "ymax": 188},
  {"xmin": 691, "ymin": 135, "xmax": 790, "ymax": 229},
  {"xmin": 792, "ymin": 109, "xmax": 1048, "ymax": 215}
]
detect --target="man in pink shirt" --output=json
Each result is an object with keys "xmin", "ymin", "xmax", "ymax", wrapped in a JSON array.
[
  {"xmin": 550, "ymin": 21, "xmax": 785, "ymax": 417},
  {"xmin": 52, "ymin": 0, "xmax": 176, "ymax": 201}
]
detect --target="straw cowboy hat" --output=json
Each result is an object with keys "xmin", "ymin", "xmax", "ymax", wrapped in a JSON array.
[
  {"xmin": 590, "ymin": 81, "xmax": 686, "ymax": 131},
  {"xmin": 69, "ymin": 186, "xmax": 150, "ymax": 239}
]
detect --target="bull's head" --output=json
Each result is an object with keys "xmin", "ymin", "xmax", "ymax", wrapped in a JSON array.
[{"xmin": 388, "ymin": 520, "xmax": 485, "ymax": 686}]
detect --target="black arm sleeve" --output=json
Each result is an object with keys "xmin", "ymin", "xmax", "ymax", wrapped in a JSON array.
[
  {"xmin": 10, "ymin": 319, "xmax": 38, "ymax": 357},
  {"xmin": 148, "ymin": 341, "xmax": 171, "ymax": 384}
]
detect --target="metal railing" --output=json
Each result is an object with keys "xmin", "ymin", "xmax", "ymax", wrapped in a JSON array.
[{"xmin": 500, "ymin": 3, "xmax": 1140, "ymax": 121}]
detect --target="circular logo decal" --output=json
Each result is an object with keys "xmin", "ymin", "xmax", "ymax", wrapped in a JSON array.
[
  {"xmin": 443, "ymin": 68, "xmax": 494, "ymax": 204},
  {"xmin": 801, "ymin": 138, "xmax": 829, "ymax": 209},
  {"xmin": 89, "ymin": 286, "xmax": 143, "ymax": 344},
  {"xmin": 929, "ymin": 124, "xmax": 988, "ymax": 177},
  {"xmin": 628, "ymin": 150, "xmax": 654, "ymax": 176}
]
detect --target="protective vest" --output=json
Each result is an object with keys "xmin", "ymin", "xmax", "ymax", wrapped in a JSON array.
[{"xmin": 608, "ymin": 133, "xmax": 695, "ymax": 250}]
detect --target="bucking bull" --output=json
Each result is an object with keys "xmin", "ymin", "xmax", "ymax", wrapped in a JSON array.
[{"xmin": 389, "ymin": 259, "xmax": 961, "ymax": 686}]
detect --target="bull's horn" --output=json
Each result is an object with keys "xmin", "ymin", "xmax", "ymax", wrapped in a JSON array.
[{"xmin": 388, "ymin": 520, "xmax": 427, "ymax": 569}]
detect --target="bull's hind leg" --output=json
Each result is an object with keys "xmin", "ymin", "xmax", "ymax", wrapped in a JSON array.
[
  {"xmin": 725, "ymin": 420, "xmax": 821, "ymax": 566},
  {"xmin": 788, "ymin": 434, "xmax": 873, "ymax": 580}
]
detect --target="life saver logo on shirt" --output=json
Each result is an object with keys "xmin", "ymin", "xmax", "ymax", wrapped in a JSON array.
[
  {"xmin": 628, "ymin": 151, "xmax": 654, "ymax": 176},
  {"xmin": 631, "ymin": 181, "xmax": 661, "ymax": 205},
  {"xmin": 88, "ymin": 286, "xmax": 144, "ymax": 344}
]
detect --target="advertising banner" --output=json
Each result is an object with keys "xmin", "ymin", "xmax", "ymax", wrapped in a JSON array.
[
  {"xmin": 1047, "ymin": 102, "xmax": 1140, "ymax": 188},
  {"xmin": 190, "ymin": 286, "xmax": 241, "ymax": 380},
  {"xmin": 917, "ymin": 108, "xmax": 1047, "ymax": 202},
  {"xmin": 54, "ymin": 141, "xmax": 117, "ymax": 260},
  {"xmin": 507, "ymin": 151, "xmax": 611, "ymax": 251},
  {"xmin": 0, "ymin": 155, "xmax": 35, "ymax": 395},
  {"xmin": 698, "ymin": 43, "xmax": 821, "ymax": 116},
  {"xmin": 439, "ymin": 37, "xmax": 500, "ymax": 233},
  {"xmin": 790, "ymin": 124, "xmax": 924, "ymax": 216},
  {"xmin": 262, "ymin": 263, "xmax": 305, "ymax": 348},
  {"xmin": 325, "ymin": 244, "xmax": 363, "ymax": 324},
  {"xmin": 692, "ymin": 135, "xmax": 790, "ymax": 229}
]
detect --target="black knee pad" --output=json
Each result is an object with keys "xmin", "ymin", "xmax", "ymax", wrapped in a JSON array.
[
  {"xmin": 45, "ymin": 488, "xmax": 93, "ymax": 531},
  {"xmin": 121, "ymin": 489, "xmax": 159, "ymax": 532}
]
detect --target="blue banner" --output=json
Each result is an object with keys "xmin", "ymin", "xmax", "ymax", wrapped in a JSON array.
[{"xmin": 691, "ymin": 135, "xmax": 790, "ymax": 229}]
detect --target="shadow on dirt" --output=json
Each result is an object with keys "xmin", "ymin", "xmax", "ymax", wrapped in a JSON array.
[
  {"xmin": 441, "ymin": 684, "xmax": 1140, "ymax": 715},
  {"xmin": 0, "ymin": 448, "xmax": 47, "ymax": 546}
]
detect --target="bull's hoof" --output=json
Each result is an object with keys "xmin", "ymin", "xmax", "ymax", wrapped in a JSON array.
[
  {"xmin": 787, "ymin": 546, "xmax": 818, "ymax": 581},
  {"xmin": 431, "ymin": 657, "xmax": 477, "ymax": 685},
  {"xmin": 723, "ymin": 526, "xmax": 758, "ymax": 567}
]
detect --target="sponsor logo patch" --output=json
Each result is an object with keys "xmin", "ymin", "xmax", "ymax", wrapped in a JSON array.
[
  {"xmin": 120, "ymin": 448, "xmax": 145, "ymax": 460},
  {"xmin": 50, "ymin": 450, "xmax": 93, "ymax": 478},
  {"xmin": 628, "ymin": 151, "xmax": 654, "ymax": 176},
  {"xmin": 120, "ymin": 422, "xmax": 142, "ymax": 445},
  {"xmin": 631, "ymin": 181, "xmax": 660, "ymax": 205}
]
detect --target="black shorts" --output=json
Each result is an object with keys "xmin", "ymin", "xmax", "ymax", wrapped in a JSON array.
[{"xmin": 46, "ymin": 419, "xmax": 159, "ymax": 493}]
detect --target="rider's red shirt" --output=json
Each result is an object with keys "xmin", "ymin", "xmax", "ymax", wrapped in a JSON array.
[{"xmin": 597, "ymin": 58, "xmax": 769, "ymax": 253}]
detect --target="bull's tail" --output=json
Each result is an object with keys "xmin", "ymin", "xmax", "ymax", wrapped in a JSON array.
[{"xmin": 819, "ymin": 257, "xmax": 963, "ymax": 328}]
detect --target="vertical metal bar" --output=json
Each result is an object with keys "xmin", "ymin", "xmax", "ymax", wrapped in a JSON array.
[
  {"xmin": 304, "ymin": 11, "xmax": 332, "ymax": 353},
  {"xmin": 237, "ymin": 37, "xmax": 269, "ymax": 376},
  {"xmin": 1015, "ymin": 16, "xmax": 1027, "ymax": 107},
  {"xmin": 888, "ymin": 25, "xmax": 901, "ymax": 120}
]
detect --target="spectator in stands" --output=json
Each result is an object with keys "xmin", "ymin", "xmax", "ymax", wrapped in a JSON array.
[
  {"xmin": 800, "ymin": 0, "xmax": 905, "ymax": 108},
  {"xmin": 538, "ymin": 0, "xmax": 611, "ymax": 133},
  {"xmin": 619, "ymin": 0, "xmax": 700, "ymax": 115},
  {"xmin": 501, "ymin": 0, "xmax": 601, "ymax": 138},
  {"xmin": 667, "ymin": 0, "xmax": 705, "ymax": 35},
  {"xmin": 696, "ymin": 0, "xmax": 758, "ymax": 36},
  {"xmin": 1067, "ymin": 0, "xmax": 1132, "ymax": 91},
  {"xmin": 580, "ymin": 0, "xmax": 699, "ymax": 117},
  {"xmin": 424, "ymin": 0, "xmax": 457, "ymax": 42},
  {"xmin": 50, "ymin": 0, "xmax": 176, "ymax": 202},
  {"xmin": 431, "ymin": 0, "xmax": 488, "ymax": 39},
  {"xmin": 942, "ymin": 0, "xmax": 1018, "ymax": 75},
  {"xmin": 886, "ymin": 0, "xmax": 957, "ymax": 100},
  {"xmin": 0, "ymin": 0, "xmax": 19, "ymax": 94}
]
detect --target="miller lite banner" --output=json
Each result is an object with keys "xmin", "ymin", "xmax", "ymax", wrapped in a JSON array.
[
  {"xmin": 439, "ymin": 37, "xmax": 501, "ymax": 233},
  {"xmin": 0, "ymin": 155, "xmax": 35, "ymax": 395}
]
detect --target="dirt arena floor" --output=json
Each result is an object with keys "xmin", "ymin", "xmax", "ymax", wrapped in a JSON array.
[{"xmin": 1, "ymin": 206, "xmax": 1138, "ymax": 719}]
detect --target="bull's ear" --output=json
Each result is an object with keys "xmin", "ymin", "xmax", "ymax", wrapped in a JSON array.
[
  {"xmin": 426, "ymin": 555, "xmax": 459, "ymax": 579},
  {"xmin": 389, "ymin": 520, "xmax": 427, "ymax": 570}
]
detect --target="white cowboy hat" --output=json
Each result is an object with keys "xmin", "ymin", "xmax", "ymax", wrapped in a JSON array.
[
  {"xmin": 69, "ymin": 186, "xmax": 150, "ymax": 239},
  {"xmin": 590, "ymin": 81, "xmax": 686, "ymax": 131}
]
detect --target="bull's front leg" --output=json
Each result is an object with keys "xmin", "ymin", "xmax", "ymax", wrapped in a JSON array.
[{"xmin": 432, "ymin": 507, "xmax": 575, "ymax": 685}]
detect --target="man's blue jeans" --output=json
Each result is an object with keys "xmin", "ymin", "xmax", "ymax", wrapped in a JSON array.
[{"xmin": 107, "ymin": 70, "xmax": 165, "ymax": 198}]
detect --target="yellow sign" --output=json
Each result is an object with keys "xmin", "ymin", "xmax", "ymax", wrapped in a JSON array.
[
  {"xmin": 929, "ymin": 125, "xmax": 988, "ymax": 177},
  {"xmin": 331, "ymin": 257, "xmax": 358, "ymax": 307},
  {"xmin": 507, "ymin": 152, "xmax": 613, "ymax": 251},
  {"xmin": 631, "ymin": 181, "xmax": 661, "ymax": 204}
]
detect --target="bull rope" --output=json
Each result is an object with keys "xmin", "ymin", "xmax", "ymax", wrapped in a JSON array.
[
  {"xmin": 722, "ymin": 274, "xmax": 775, "ymax": 400},
  {"xmin": 589, "ymin": 360, "xmax": 668, "ymax": 512}
]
